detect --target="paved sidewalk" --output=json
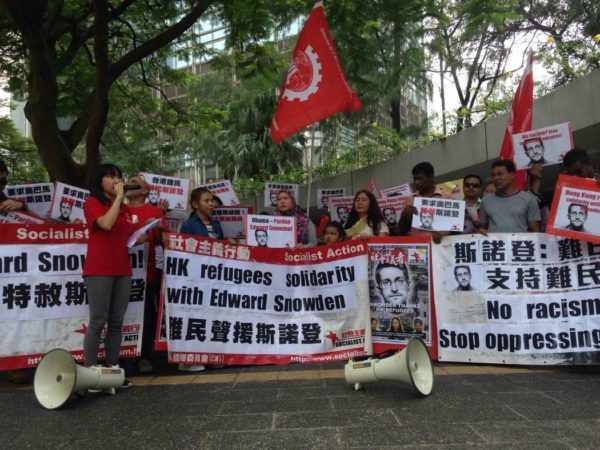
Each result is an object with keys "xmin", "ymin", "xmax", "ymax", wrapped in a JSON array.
[{"xmin": 2, "ymin": 362, "xmax": 600, "ymax": 449}]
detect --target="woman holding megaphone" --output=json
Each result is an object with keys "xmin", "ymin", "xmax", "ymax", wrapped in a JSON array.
[{"xmin": 81, "ymin": 164, "xmax": 147, "ymax": 390}]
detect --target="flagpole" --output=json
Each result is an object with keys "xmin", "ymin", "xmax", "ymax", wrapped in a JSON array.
[{"xmin": 306, "ymin": 143, "xmax": 313, "ymax": 218}]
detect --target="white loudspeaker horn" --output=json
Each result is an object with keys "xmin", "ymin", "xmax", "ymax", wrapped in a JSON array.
[
  {"xmin": 344, "ymin": 338, "xmax": 434, "ymax": 396},
  {"xmin": 34, "ymin": 348, "xmax": 124, "ymax": 410}
]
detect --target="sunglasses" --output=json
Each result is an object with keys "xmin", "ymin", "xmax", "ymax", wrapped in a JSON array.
[{"xmin": 464, "ymin": 183, "xmax": 481, "ymax": 188}]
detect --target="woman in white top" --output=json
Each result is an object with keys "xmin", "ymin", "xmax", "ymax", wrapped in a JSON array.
[{"xmin": 344, "ymin": 190, "xmax": 389, "ymax": 239}]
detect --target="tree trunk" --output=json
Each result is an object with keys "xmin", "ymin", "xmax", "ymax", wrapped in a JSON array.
[{"xmin": 390, "ymin": 99, "xmax": 402, "ymax": 132}]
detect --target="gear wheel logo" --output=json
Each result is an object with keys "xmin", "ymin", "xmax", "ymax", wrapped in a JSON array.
[{"xmin": 282, "ymin": 45, "xmax": 322, "ymax": 102}]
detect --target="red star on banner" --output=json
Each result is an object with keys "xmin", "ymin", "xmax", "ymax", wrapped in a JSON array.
[
  {"xmin": 74, "ymin": 323, "xmax": 87, "ymax": 334},
  {"xmin": 325, "ymin": 331, "xmax": 338, "ymax": 347}
]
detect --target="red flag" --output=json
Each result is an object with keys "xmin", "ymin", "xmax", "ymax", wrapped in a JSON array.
[
  {"xmin": 270, "ymin": 1, "xmax": 362, "ymax": 143},
  {"xmin": 499, "ymin": 52, "xmax": 534, "ymax": 188}
]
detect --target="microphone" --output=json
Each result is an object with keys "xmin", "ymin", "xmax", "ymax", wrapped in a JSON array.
[{"xmin": 123, "ymin": 184, "xmax": 141, "ymax": 191}]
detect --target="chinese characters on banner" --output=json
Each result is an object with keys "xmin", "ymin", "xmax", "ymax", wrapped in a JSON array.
[
  {"xmin": 433, "ymin": 233, "xmax": 600, "ymax": 365},
  {"xmin": 546, "ymin": 174, "xmax": 600, "ymax": 245},
  {"xmin": 50, "ymin": 182, "xmax": 89, "ymax": 223},
  {"xmin": 198, "ymin": 180, "xmax": 240, "ymax": 206},
  {"xmin": 264, "ymin": 183, "xmax": 299, "ymax": 208},
  {"xmin": 512, "ymin": 122, "xmax": 574, "ymax": 170},
  {"xmin": 162, "ymin": 234, "xmax": 371, "ymax": 365},
  {"xmin": 367, "ymin": 237, "xmax": 436, "ymax": 358},
  {"xmin": 213, "ymin": 206, "xmax": 253, "ymax": 243},
  {"xmin": 140, "ymin": 172, "xmax": 191, "ymax": 211},
  {"xmin": 246, "ymin": 214, "xmax": 296, "ymax": 249},
  {"xmin": 317, "ymin": 188, "xmax": 345, "ymax": 210},
  {"xmin": 412, "ymin": 197, "xmax": 465, "ymax": 232},
  {"xmin": 0, "ymin": 224, "xmax": 146, "ymax": 370},
  {"xmin": 5, "ymin": 182, "xmax": 54, "ymax": 218}
]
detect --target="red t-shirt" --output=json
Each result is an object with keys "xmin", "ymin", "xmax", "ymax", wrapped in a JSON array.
[
  {"xmin": 128, "ymin": 203, "xmax": 167, "ymax": 282},
  {"xmin": 82, "ymin": 197, "xmax": 138, "ymax": 277}
]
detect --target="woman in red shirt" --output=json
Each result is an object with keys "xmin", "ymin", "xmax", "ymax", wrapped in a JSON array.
[{"xmin": 82, "ymin": 164, "xmax": 144, "ymax": 386}]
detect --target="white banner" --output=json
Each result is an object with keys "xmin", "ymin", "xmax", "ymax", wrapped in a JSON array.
[
  {"xmin": 0, "ymin": 224, "xmax": 146, "ymax": 369},
  {"xmin": 434, "ymin": 233, "xmax": 600, "ymax": 365},
  {"xmin": 381, "ymin": 183, "xmax": 412, "ymax": 198},
  {"xmin": 163, "ymin": 235, "xmax": 371, "ymax": 365},
  {"xmin": 0, "ymin": 211, "xmax": 45, "ymax": 224}
]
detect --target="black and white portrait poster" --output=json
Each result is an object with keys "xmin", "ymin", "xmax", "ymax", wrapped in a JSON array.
[
  {"xmin": 412, "ymin": 197, "xmax": 465, "ymax": 232},
  {"xmin": 245, "ymin": 214, "xmax": 296, "ymax": 248},
  {"xmin": 547, "ymin": 174, "xmax": 600, "ymax": 245},
  {"xmin": 329, "ymin": 196, "xmax": 354, "ymax": 225},
  {"xmin": 317, "ymin": 188, "xmax": 345, "ymax": 209},
  {"xmin": 381, "ymin": 183, "xmax": 413, "ymax": 198},
  {"xmin": 512, "ymin": 122, "xmax": 573, "ymax": 170},
  {"xmin": 140, "ymin": 172, "xmax": 191, "ymax": 211},
  {"xmin": 367, "ymin": 237, "xmax": 435, "ymax": 357},
  {"xmin": 49, "ymin": 182, "xmax": 89, "ymax": 223},
  {"xmin": 434, "ymin": 233, "xmax": 600, "ymax": 365},
  {"xmin": 264, "ymin": 183, "xmax": 299, "ymax": 208}
]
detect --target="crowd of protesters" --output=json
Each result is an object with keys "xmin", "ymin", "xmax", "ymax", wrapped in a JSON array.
[{"xmin": 1, "ymin": 147, "xmax": 598, "ymax": 386}]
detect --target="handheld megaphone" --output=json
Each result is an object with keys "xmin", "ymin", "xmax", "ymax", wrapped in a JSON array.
[
  {"xmin": 344, "ymin": 338, "xmax": 434, "ymax": 396},
  {"xmin": 34, "ymin": 349, "xmax": 125, "ymax": 410}
]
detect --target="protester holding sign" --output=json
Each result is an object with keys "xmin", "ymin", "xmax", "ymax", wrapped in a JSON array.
[
  {"xmin": 82, "ymin": 164, "xmax": 147, "ymax": 389},
  {"xmin": 274, "ymin": 190, "xmax": 317, "ymax": 248},
  {"xmin": 344, "ymin": 190, "xmax": 389, "ymax": 239}
]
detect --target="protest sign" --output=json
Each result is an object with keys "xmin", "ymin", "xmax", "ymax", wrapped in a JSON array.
[
  {"xmin": 365, "ymin": 178, "xmax": 382, "ymax": 198},
  {"xmin": 0, "ymin": 211, "xmax": 45, "ymax": 225},
  {"xmin": 264, "ymin": 183, "xmax": 299, "ymax": 208},
  {"xmin": 378, "ymin": 196, "xmax": 408, "ymax": 230},
  {"xmin": 317, "ymin": 188, "xmax": 345, "ymax": 209},
  {"xmin": 433, "ymin": 233, "xmax": 600, "ymax": 365},
  {"xmin": 512, "ymin": 122, "xmax": 574, "ymax": 170},
  {"xmin": 198, "ymin": 180, "xmax": 239, "ymax": 206},
  {"xmin": 214, "ymin": 206, "xmax": 253, "ymax": 242},
  {"xmin": 368, "ymin": 237, "xmax": 436, "ymax": 358},
  {"xmin": 412, "ymin": 197, "xmax": 465, "ymax": 232},
  {"xmin": 5, "ymin": 182, "xmax": 54, "ymax": 218},
  {"xmin": 329, "ymin": 196, "xmax": 354, "ymax": 224},
  {"xmin": 140, "ymin": 172, "xmax": 191, "ymax": 211},
  {"xmin": 246, "ymin": 214, "xmax": 296, "ymax": 248},
  {"xmin": 546, "ymin": 174, "xmax": 600, "ymax": 245},
  {"xmin": 162, "ymin": 234, "xmax": 371, "ymax": 365},
  {"xmin": 165, "ymin": 209, "xmax": 188, "ymax": 233},
  {"xmin": 50, "ymin": 182, "xmax": 89, "ymax": 223},
  {"xmin": 381, "ymin": 183, "xmax": 413, "ymax": 198},
  {"xmin": 0, "ymin": 224, "xmax": 146, "ymax": 369}
]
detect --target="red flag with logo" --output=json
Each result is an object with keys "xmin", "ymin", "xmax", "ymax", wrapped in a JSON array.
[
  {"xmin": 270, "ymin": 1, "xmax": 362, "ymax": 143},
  {"xmin": 499, "ymin": 52, "xmax": 534, "ymax": 188}
]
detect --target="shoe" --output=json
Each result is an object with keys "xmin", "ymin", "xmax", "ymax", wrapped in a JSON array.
[
  {"xmin": 119, "ymin": 379, "xmax": 132, "ymax": 389},
  {"xmin": 137, "ymin": 359, "xmax": 154, "ymax": 374},
  {"xmin": 178, "ymin": 363, "xmax": 206, "ymax": 372}
]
